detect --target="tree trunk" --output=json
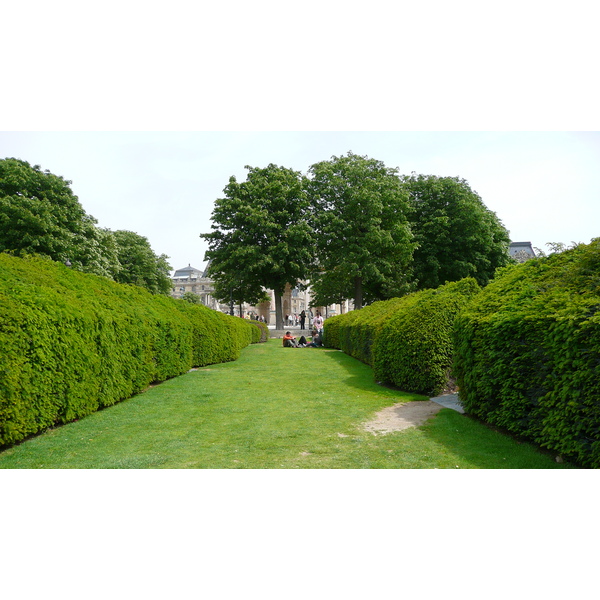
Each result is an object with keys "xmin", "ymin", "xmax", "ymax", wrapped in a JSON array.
[
  {"xmin": 274, "ymin": 290, "xmax": 284, "ymax": 329},
  {"xmin": 354, "ymin": 275, "xmax": 363, "ymax": 310}
]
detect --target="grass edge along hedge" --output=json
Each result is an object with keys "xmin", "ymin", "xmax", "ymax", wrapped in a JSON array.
[
  {"xmin": 0, "ymin": 254, "xmax": 263, "ymax": 447},
  {"xmin": 323, "ymin": 278, "xmax": 481, "ymax": 396},
  {"xmin": 452, "ymin": 240, "xmax": 600, "ymax": 468}
]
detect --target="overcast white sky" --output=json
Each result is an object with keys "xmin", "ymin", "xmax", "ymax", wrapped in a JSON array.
[
  {"xmin": 2, "ymin": 2, "xmax": 599, "ymax": 276},
  {"xmin": 1, "ymin": 131, "xmax": 598, "ymax": 273}
]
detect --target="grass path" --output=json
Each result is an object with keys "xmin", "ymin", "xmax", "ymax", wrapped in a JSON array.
[{"xmin": 0, "ymin": 340, "xmax": 573, "ymax": 468}]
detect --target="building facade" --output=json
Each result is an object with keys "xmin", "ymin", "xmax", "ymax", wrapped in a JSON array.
[
  {"xmin": 509, "ymin": 241, "xmax": 537, "ymax": 263},
  {"xmin": 170, "ymin": 264, "xmax": 339, "ymax": 325},
  {"xmin": 171, "ymin": 264, "xmax": 221, "ymax": 310}
]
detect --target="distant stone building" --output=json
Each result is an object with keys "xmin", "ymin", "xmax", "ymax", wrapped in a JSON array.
[
  {"xmin": 170, "ymin": 264, "xmax": 339, "ymax": 325},
  {"xmin": 509, "ymin": 241, "xmax": 536, "ymax": 263},
  {"xmin": 171, "ymin": 264, "xmax": 221, "ymax": 310}
]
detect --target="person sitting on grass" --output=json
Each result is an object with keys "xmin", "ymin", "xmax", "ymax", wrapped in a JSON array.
[
  {"xmin": 306, "ymin": 329, "xmax": 323, "ymax": 347},
  {"xmin": 283, "ymin": 331, "xmax": 298, "ymax": 347}
]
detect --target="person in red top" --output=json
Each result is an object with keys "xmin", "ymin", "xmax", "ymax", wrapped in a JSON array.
[{"xmin": 282, "ymin": 331, "xmax": 297, "ymax": 347}]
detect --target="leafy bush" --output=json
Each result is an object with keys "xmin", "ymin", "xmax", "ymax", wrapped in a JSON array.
[
  {"xmin": 247, "ymin": 320, "xmax": 269, "ymax": 343},
  {"xmin": 373, "ymin": 278, "xmax": 481, "ymax": 395},
  {"xmin": 323, "ymin": 278, "xmax": 480, "ymax": 395},
  {"xmin": 0, "ymin": 254, "xmax": 258, "ymax": 446},
  {"xmin": 323, "ymin": 299, "xmax": 406, "ymax": 364},
  {"xmin": 453, "ymin": 240, "xmax": 600, "ymax": 467}
]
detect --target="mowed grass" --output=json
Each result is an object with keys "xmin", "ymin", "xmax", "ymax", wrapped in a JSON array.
[{"xmin": 0, "ymin": 339, "xmax": 575, "ymax": 469}]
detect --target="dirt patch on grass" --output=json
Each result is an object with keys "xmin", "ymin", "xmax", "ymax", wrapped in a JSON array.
[{"xmin": 363, "ymin": 401, "xmax": 443, "ymax": 435}]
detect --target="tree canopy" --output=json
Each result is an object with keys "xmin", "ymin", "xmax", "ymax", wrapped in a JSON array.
[
  {"xmin": 201, "ymin": 164, "xmax": 314, "ymax": 328},
  {"xmin": 0, "ymin": 158, "xmax": 172, "ymax": 295},
  {"xmin": 307, "ymin": 152, "xmax": 415, "ymax": 309},
  {"xmin": 206, "ymin": 265, "xmax": 270, "ymax": 316},
  {"xmin": 0, "ymin": 158, "xmax": 108, "ymax": 272},
  {"xmin": 402, "ymin": 174, "xmax": 511, "ymax": 289},
  {"xmin": 112, "ymin": 230, "xmax": 173, "ymax": 295}
]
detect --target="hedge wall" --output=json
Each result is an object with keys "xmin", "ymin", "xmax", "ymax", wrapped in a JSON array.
[
  {"xmin": 373, "ymin": 278, "xmax": 481, "ymax": 395},
  {"xmin": 248, "ymin": 319, "xmax": 269, "ymax": 343},
  {"xmin": 323, "ymin": 297, "xmax": 407, "ymax": 364},
  {"xmin": 323, "ymin": 278, "xmax": 480, "ymax": 396},
  {"xmin": 452, "ymin": 240, "xmax": 600, "ymax": 468},
  {"xmin": 0, "ymin": 254, "xmax": 260, "ymax": 447}
]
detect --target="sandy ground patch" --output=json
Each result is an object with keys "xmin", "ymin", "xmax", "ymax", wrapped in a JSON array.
[{"xmin": 363, "ymin": 401, "xmax": 443, "ymax": 435}]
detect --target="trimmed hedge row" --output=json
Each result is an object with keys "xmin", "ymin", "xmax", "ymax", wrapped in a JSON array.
[
  {"xmin": 248, "ymin": 319, "xmax": 269, "ymax": 343},
  {"xmin": 323, "ymin": 278, "xmax": 481, "ymax": 396},
  {"xmin": 0, "ymin": 254, "xmax": 260, "ymax": 447},
  {"xmin": 373, "ymin": 278, "xmax": 481, "ymax": 395},
  {"xmin": 453, "ymin": 240, "xmax": 600, "ymax": 468},
  {"xmin": 323, "ymin": 297, "xmax": 408, "ymax": 365}
]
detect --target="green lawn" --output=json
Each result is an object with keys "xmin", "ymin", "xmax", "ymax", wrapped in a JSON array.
[{"xmin": 0, "ymin": 339, "xmax": 575, "ymax": 469}]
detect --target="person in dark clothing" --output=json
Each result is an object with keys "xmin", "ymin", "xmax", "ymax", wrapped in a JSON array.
[
  {"xmin": 300, "ymin": 309, "xmax": 306, "ymax": 330},
  {"xmin": 306, "ymin": 330, "xmax": 323, "ymax": 347}
]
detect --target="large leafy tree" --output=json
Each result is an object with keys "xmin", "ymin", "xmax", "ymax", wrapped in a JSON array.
[
  {"xmin": 77, "ymin": 226, "xmax": 122, "ymax": 279},
  {"xmin": 308, "ymin": 265, "xmax": 353, "ymax": 311},
  {"xmin": 205, "ymin": 264, "xmax": 270, "ymax": 316},
  {"xmin": 402, "ymin": 174, "xmax": 511, "ymax": 289},
  {"xmin": 0, "ymin": 158, "xmax": 170, "ymax": 293},
  {"xmin": 112, "ymin": 230, "xmax": 173, "ymax": 295},
  {"xmin": 0, "ymin": 158, "xmax": 115, "ymax": 274},
  {"xmin": 201, "ymin": 164, "xmax": 314, "ymax": 329},
  {"xmin": 307, "ymin": 152, "xmax": 415, "ymax": 309}
]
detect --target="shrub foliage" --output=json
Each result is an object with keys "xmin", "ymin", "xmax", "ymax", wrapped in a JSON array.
[
  {"xmin": 248, "ymin": 319, "xmax": 269, "ymax": 343},
  {"xmin": 373, "ymin": 279, "xmax": 481, "ymax": 395},
  {"xmin": 0, "ymin": 254, "xmax": 259, "ymax": 447},
  {"xmin": 323, "ymin": 297, "xmax": 406, "ymax": 365},
  {"xmin": 323, "ymin": 278, "xmax": 480, "ymax": 396},
  {"xmin": 453, "ymin": 240, "xmax": 600, "ymax": 467}
]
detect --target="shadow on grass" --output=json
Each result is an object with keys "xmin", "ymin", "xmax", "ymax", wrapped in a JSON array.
[
  {"xmin": 417, "ymin": 408, "xmax": 579, "ymax": 469},
  {"xmin": 321, "ymin": 347, "xmax": 577, "ymax": 469},
  {"xmin": 319, "ymin": 348, "xmax": 428, "ymax": 401}
]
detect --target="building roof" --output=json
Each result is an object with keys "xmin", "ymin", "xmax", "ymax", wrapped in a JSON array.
[
  {"xmin": 172, "ymin": 264, "xmax": 204, "ymax": 278},
  {"xmin": 509, "ymin": 242, "xmax": 536, "ymax": 262}
]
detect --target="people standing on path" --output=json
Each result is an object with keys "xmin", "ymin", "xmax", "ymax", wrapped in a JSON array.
[
  {"xmin": 299, "ymin": 309, "xmax": 306, "ymax": 330},
  {"xmin": 313, "ymin": 311, "xmax": 324, "ymax": 332}
]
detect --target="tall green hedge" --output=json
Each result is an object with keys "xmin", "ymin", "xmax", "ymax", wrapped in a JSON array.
[
  {"xmin": 0, "ymin": 254, "xmax": 259, "ymax": 447},
  {"xmin": 323, "ymin": 278, "xmax": 480, "ymax": 396},
  {"xmin": 247, "ymin": 319, "xmax": 269, "ymax": 343},
  {"xmin": 323, "ymin": 297, "xmax": 407, "ymax": 364},
  {"xmin": 453, "ymin": 240, "xmax": 600, "ymax": 467},
  {"xmin": 373, "ymin": 278, "xmax": 481, "ymax": 395}
]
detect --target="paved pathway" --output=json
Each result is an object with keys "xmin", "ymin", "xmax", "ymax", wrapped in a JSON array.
[
  {"xmin": 430, "ymin": 393, "xmax": 464, "ymax": 413},
  {"xmin": 270, "ymin": 329, "xmax": 313, "ymax": 338}
]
